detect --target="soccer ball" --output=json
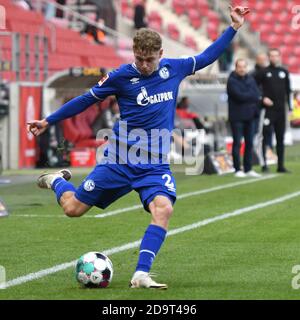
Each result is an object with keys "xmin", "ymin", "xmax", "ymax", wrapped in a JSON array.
[{"xmin": 75, "ymin": 252, "xmax": 113, "ymax": 288}]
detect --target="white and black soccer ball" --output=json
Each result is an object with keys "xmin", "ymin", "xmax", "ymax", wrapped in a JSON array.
[{"xmin": 75, "ymin": 252, "xmax": 113, "ymax": 288}]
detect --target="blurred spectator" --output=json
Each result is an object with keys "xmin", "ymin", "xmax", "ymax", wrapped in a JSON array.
[
  {"xmin": 101, "ymin": 97, "xmax": 120, "ymax": 129},
  {"xmin": 255, "ymin": 48, "xmax": 292, "ymax": 173},
  {"xmin": 176, "ymin": 96, "xmax": 206, "ymax": 130},
  {"xmin": 227, "ymin": 58, "xmax": 261, "ymax": 178},
  {"xmin": 252, "ymin": 52, "xmax": 269, "ymax": 76},
  {"xmin": 0, "ymin": 81, "xmax": 9, "ymax": 116},
  {"xmin": 134, "ymin": 0, "xmax": 147, "ymax": 29},
  {"xmin": 86, "ymin": 0, "xmax": 117, "ymax": 30},
  {"xmin": 82, "ymin": 17, "xmax": 106, "ymax": 45},
  {"xmin": 175, "ymin": 96, "xmax": 212, "ymax": 157},
  {"xmin": 56, "ymin": 0, "xmax": 66, "ymax": 18},
  {"xmin": 103, "ymin": 97, "xmax": 120, "ymax": 129},
  {"xmin": 252, "ymin": 52, "xmax": 272, "ymax": 165},
  {"xmin": 44, "ymin": 0, "xmax": 56, "ymax": 20}
]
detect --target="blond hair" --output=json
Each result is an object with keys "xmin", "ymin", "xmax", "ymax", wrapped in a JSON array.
[{"xmin": 133, "ymin": 28, "xmax": 162, "ymax": 53}]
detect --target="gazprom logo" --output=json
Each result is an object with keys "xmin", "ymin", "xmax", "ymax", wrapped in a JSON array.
[{"xmin": 136, "ymin": 87, "xmax": 174, "ymax": 106}]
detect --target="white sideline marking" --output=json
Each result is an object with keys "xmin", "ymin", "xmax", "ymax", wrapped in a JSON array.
[
  {"xmin": 13, "ymin": 174, "xmax": 277, "ymax": 218},
  {"xmin": 95, "ymin": 174, "xmax": 277, "ymax": 218},
  {"xmin": 1, "ymin": 187, "xmax": 300, "ymax": 290}
]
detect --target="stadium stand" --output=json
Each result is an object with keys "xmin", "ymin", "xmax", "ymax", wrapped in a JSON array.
[
  {"xmin": 121, "ymin": 0, "xmax": 300, "ymax": 74},
  {"xmin": 120, "ymin": 0, "xmax": 224, "ymax": 58},
  {"xmin": 232, "ymin": 0, "xmax": 300, "ymax": 73},
  {"xmin": 0, "ymin": 0, "xmax": 125, "ymax": 81},
  {"xmin": 62, "ymin": 105, "xmax": 105, "ymax": 148}
]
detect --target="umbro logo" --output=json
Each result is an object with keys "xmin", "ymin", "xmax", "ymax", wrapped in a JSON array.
[{"xmin": 130, "ymin": 77, "xmax": 140, "ymax": 84}]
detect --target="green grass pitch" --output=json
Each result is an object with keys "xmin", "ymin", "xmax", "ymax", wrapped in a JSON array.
[{"xmin": 1, "ymin": 144, "xmax": 300, "ymax": 300}]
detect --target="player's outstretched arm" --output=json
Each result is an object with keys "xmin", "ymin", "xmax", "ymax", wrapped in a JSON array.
[
  {"xmin": 27, "ymin": 92, "xmax": 99, "ymax": 136},
  {"xmin": 193, "ymin": 5, "xmax": 250, "ymax": 71}
]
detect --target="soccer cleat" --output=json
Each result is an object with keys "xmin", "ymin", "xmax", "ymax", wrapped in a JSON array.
[
  {"xmin": 129, "ymin": 271, "xmax": 168, "ymax": 290},
  {"xmin": 234, "ymin": 170, "xmax": 246, "ymax": 178},
  {"xmin": 37, "ymin": 169, "xmax": 72, "ymax": 189},
  {"xmin": 245, "ymin": 170, "xmax": 261, "ymax": 178}
]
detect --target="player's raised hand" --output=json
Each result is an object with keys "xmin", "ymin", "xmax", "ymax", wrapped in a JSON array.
[
  {"xmin": 27, "ymin": 119, "xmax": 49, "ymax": 137},
  {"xmin": 229, "ymin": 5, "xmax": 250, "ymax": 30}
]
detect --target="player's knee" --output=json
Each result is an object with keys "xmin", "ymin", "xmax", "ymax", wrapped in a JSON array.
[
  {"xmin": 162, "ymin": 203, "xmax": 173, "ymax": 218},
  {"xmin": 155, "ymin": 202, "xmax": 173, "ymax": 221},
  {"xmin": 64, "ymin": 205, "xmax": 83, "ymax": 218}
]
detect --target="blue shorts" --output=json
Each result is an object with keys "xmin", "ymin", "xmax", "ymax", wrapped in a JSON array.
[{"xmin": 75, "ymin": 164, "xmax": 176, "ymax": 212}]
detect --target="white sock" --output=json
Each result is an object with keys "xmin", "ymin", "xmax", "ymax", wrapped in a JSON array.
[{"xmin": 133, "ymin": 271, "xmax": 148, "ymax": 278}]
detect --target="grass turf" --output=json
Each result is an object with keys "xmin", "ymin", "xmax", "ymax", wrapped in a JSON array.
[{"xmin": 0, "ymin": 144, "xmax": 300, "ymax": 299}]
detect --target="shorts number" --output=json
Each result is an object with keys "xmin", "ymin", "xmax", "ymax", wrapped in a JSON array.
[{"xmin": 162, "ymin": 174, "xmax": 175, "ymax": 191}]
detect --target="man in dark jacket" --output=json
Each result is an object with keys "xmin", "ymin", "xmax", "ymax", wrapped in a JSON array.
[
  {"xmin": 227, "ymin": 58, "xmax": 261, "ymax": 177},
  {"xmin": 255, "ymin": 48, "xmax": 292, "ymax": 173}
]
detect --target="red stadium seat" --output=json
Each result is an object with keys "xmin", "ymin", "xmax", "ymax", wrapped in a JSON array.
[
  {"xmin": 270, "ymin": 1, "xmax": 287, "ymax": 13},
  {"xmin": 186, "ymin": 0, "xmax": 198, "ymax": 10},
  {"xmin": 167, "ymin": 23, "xmax": 180, "ymax": 41},
  {"xmin": 184, "ymin": 35, "xmax": 198, "ymax": 51},
  {"xmin": 247, "ymin": 12, "xmax": 258, "ymax": 26},
  {"xmin": 282, "ymin": 34, "xmax": 298, "ymax": 46},
  {"xmin": 285, "ymin": 56, "xmax": 298, "ymax": 68},
  {"xmin": 253, "ymin": 1, "xmax": 267, "ymax": 12},
  {"xmin": 277, "ymin": 12, "xmax": 291, "ymax": 24},
  {"xmin": 207, "ymin": 21, "xmax": 219, "ymax": 40},
  {"xmin": 206, "ymin": 10, "xmax": 220, "ymax": 23},
  {"xmin": 172, "ymin": 0, "xmax": 185, "ymax": 16},
  {"xmin": 148, "ymin": 20, "xmax": 163, "ymax": 32},
  {"xmin": 259, "ymin": 23, "xmax": 273, "ymax": 34},
  {"xmin": 269, "ymin": 37, "xmax": 284, "ymax": 49},
  {"xmin": 121, "ymin": 0, "xmax": 134, "ymax": 19},
  {"xmin": 294, "ymin": 46, "xmax": 300, "ymax": 56},
  {"xmin": 273, "ymin": 23, "xmax": 290, "ymax": 35},
  {"xmin": 260, "ymin": 12, "xmax": 273, "ymax": 24},
  {"xmin": 188, "ymin": 9, "xmax": 202, "ymax": 29},
  {"xmin": 62, "ymin": 105, "xmax": 106, "ymax": 148},
  {"xmin": 148, "ymin": 10, "xmax": 163, "ymax": 32}
]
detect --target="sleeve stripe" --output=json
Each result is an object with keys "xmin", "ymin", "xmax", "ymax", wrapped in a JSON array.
[
  {"xmin": 89, "ymin": 88, "xmax": 103, "ymax": 100},
  {"xmin": 191, "ymin": 56, "xmax": 196, "ymax": 74}
]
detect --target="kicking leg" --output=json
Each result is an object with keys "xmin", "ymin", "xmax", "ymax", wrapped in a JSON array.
[
  {"xmin": 130, "ymin": 195, "xmax": 173, "ymax": 289},
  {"xmin": 37, "ymin": 169, "xmax": 91, "ymax": 217}
]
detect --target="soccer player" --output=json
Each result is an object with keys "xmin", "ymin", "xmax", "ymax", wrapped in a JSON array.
[{"xmin": 28, "ymin": 6, "xmax": 249, "ymax": 289}]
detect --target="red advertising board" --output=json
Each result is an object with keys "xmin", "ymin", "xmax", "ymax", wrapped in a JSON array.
[
  {"xmin": 19, "ymin": 86, "xmax": 42, "ymax": 168},
  {"xmin": 70, "ymin": 148, "xmax": 96, "ymax": 167}
]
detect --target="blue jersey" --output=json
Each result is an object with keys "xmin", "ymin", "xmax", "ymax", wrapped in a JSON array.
[
  {"xmin": 89, "ymin": 57, "xmax": 197, "ymax": 165},
  {"xmin": 46, "ymin": 26, "xmax": 237, "ymax": 166},
  {"xmin": 90, "ymin": 57, "xmax": 195, "ymax": 132}
]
